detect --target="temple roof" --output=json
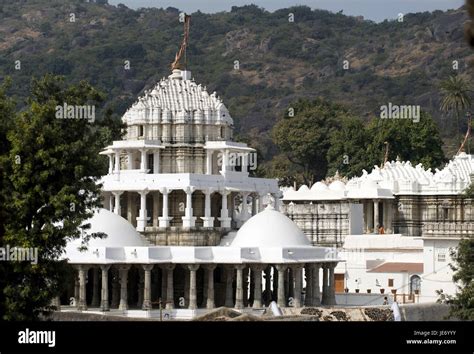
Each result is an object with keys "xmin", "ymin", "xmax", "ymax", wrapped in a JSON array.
[
  {"xmin": 231, "ymin": 206, "xmax": 311, "ymax": 248},
  {"xmin": 63, "ymin": 210, "xmax": 339, "ymax": 264},
  {"xmin": 122, "ymin": 69, "xmax": 233, "ymax": 126},
  {"xmin": 282, "ymin": 153, "xmax": 474, "ymax": 201},
  {"xmin": 65, "ymin": 209, "xmax": 149, "ymax": 254}
]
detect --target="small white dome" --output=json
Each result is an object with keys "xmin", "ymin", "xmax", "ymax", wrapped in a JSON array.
[
  {"xmin": 311, "ymin": 182, "xmax": 328, "ymax": 191},
  {"xmin": 298, "ymin": 185, "xmax": 310, "ymax": 192},
  {"xmin": 67, "ymin": 209, "xmax": 147, "ymax": 249},
  {"xmin": 329, "ymin": 180, "xmax": 346, "ymax": 191},
  {"xmin": 231, "ymin": 206, "xmax": 310, "ymax": 248}
]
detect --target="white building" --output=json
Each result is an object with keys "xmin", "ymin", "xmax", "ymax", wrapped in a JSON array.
[
  {"xmin": 60, "ymin": 66, "xmax": 343, "ymax": 319},
  {"xmin": 99, "ymin": 68, "xmax": 280, "ymax": 243},
  {"xmin": 282, "ymin": 153, "xmax": 474, "ymax": 304},
  {"xmin": 335, "ymin": 234, "xmax": 424, "ymax": 305}
]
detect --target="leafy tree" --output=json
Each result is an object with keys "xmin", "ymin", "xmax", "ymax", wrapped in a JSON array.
[
  {"xmin": 0, "ymin": 78, "xmax": 16, "ymax": 318},
  {"xmin": 440, "ymin": 75, "xmax": 472, "ymax": 134},
  {"xmin": 365, "ymin": 111, "xmax": 446, "ymax": 170},
  {"xmin": 445, "ymin": 238, "xmax": 474, "ymax": 320},
  {"xmin": 327, "ymin": 116, "xmax": 370, "ymax": 178},
  {"xmin": 272, "ymin": 98, "xmax": 347, "ymax": 185},
  {"xmin": 463, "ymin": 182, "xmax": 474, "ymax": 198},
  {"xmin": 263, "ymin": 153, "xmax": 302, "ymax": 187},
  {"xmin": 0, "ymin": 75, "xmax": 120, "ymax": 320}
]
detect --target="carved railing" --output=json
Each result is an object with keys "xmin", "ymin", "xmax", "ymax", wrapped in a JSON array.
[{"xmin": 422, "ymin": 222, "xmax": 474, "ymax": 238}]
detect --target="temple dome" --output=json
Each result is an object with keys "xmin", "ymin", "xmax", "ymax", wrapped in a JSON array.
[
  {"xmin": 66, "ymin": 208, "xmax": 147, "ymax": 250},
  {"xmin": 231, "ymin": 206, "xmax": 311, "ymax": 248},
  {"xmin": 311, "ymin": 182, "xmax": 328, "ymax": 191},
  {"xmin": 329, "ymin": 180, "xmax": 346, "ymax": 191},
  {"xmin": 122, "ymin": 69, "xmax": 234, "ymax": 126}
]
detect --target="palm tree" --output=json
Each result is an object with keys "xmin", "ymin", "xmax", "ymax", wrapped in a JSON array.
[{"xmin": 440, "ymin": 75, "xmax": 472, "ymax": 134}]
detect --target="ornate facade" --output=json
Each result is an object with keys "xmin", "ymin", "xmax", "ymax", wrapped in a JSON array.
[
  {"xmin": 59, "ymin": 68, "xmax": 342, "ymax": 318},
  {"xmin": 99, "ymin": 69, "xmax": 280, "ymax": 246},
  {"xmin": 282, "ymin": 153, "xmax": 474, "ymax": 246}
]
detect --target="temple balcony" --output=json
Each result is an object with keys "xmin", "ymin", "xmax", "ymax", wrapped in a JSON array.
[
  {"xmin": 99, "ymin": 172, "xmax": 278, "ymax": 194},
  {"xmin": 421, "ymin": 222, "xmax": 474, "ymax": 239}
]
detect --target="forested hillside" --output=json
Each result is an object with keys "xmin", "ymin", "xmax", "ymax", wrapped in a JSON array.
[{"xmin": 0, "ymin": 0, "xmax": 472, "ymax": 162}]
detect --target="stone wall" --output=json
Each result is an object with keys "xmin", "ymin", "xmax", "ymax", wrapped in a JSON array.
[
  {"xmin": 394, "ymin": 195, "xmax": 474, "ymax": 236},
  {"xmin": 281, "ymin": 202, "xmax": 354, "ymax": 247},
  {"xmin": 143, "ymin": 227, "xmax": 225, "ymax": 246},
  {"xmin": 398, "ymin": 303, "xmax": 453, "ymax": 321}
]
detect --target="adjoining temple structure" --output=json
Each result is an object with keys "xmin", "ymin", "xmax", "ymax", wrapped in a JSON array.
[
  {"xmin": 282, "ymin": 153, "xmax": 474, "ymax": 245},
  {"xmin": 281, "ymin": 153, "xmax": 474, "ymax": 303}
]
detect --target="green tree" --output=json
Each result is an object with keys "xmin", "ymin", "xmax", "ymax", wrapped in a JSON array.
[
  {"xmin": 440, "ymin": 75, "xmax": 472, "ymax": 134},
  {"xmin": 463, "ymin": 182, "xmax": 474, "ymax": 198},
  {"xmin": 272, "ymin": 98, "xmax": 347, "ymax": 185},
  {"xmin": 0, "ymin": 78, "xmax": 16, "ymax": 318},
  {"xmin": 327, "ymin": 116, "xmax": 370, "ymax": 178},
  {"xmin": 446, "ymin": 238, "xmax": 474, "ymax": 320},
  {"xmin": 365, "ymin": 111, "xmax": 446, "ymax": 170},
  {"xmin": 263, "ymin": 153, "xmax": 302, "ymax": 187},
  {"xmin": 0, "ymin": 75, "xmax": 120, "ymax": 320}
]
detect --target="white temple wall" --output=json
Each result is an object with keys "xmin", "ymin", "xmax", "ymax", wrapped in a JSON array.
[
  {"xmin": 336, "ymin": 247, "xmax": 423, "ymax": 296},
  {"xmin": 420, "ymin": 238, "xmax": 458, "ymax": 303}
]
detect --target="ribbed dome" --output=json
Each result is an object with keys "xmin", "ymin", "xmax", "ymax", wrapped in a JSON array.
[
  {"xmin": 122, "ymin": 69, "xmax": 233, "ymax": 126},
  {"xmin": 231, "ymin": 206, "xmax": 311, "ymax": 247},
  {"xmin": 66, "ymin": 208, "xmax": 147, "ymax": 249}
]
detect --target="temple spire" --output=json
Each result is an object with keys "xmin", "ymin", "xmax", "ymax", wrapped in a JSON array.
[{"xmin": 170, "ymin": 14, "xmax": 191, "ymax": 71}]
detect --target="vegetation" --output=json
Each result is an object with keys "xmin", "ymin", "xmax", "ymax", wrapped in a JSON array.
[
  {"xmin": 440, "ymin": 75, "xmax": 472, "ymax": 135},
  {"xmin": 0, "ymin": 75, "xmax": 122, "ymax": 320},
  {"xmin": 272, "ymin": 98, "xmax": 349, "ymax": 184},
  {"xmin": 272, "ymin": 99, "xmax": 446, "ymax": 184},
  {"xmin": 364, "ymin": 111, "xmax": 446, "ymax": 170},
  {"xmin": 327, "ymin": 116, "xmax": 369, "ymax": 178},
  {"xmin": 463, "ymin": 182, "xmax": 474, "ymax": 198},
  {"xmin": 0, "ymin": 1, "xmax": 471, "ymax": 163},
  {"xmin": 446, "ymin": 239, "xmax": 474, "ymax": 320}
]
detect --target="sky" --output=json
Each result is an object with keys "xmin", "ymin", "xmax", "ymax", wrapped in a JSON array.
[{"xmin": 108, "ymin": 0, "xmax": 465, "ymax": 22}]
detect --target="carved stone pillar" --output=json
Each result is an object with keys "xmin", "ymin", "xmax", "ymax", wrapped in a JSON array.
[
  {"xmin": 292, "ymin": 265, "xmax": 303, "ymax": 308},
  {"xmin": 205, "ymin": 265, "xmax": 216, "ymax": 309},
  {"xmin": 77, "ymin": 265, "xmax": 89, "ymax": 311},
  {"xmin": 142, "ymin": 265, "xmax": 154, "ymax": 310},
  {"xmin": 252, "ymin": 265, "xmax": 264, "ymax": 308},
  {"xmin": 100, "ymin": 265, "xmax": 111, "ymax": 311},
  {"xmin": 234, "ymin": 265, "xmax": 245, "ymax": 309},
  {"xmin": 118, "ymin": 265, "xmax": 131, "ymax": 311},
  {"xmin": 188, "ymin": 264, "xmax": 200, "ymax": 309},
  {"xmin": 276, "ymin": 265, "xmax": 287, "ymax": 308},
  {"xmin": 165, "ymin": 264, "xmax": 175, "ymax": 309}
]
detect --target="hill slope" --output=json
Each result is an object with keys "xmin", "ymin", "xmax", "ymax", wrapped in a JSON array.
[{"xmin": 0, "ymin": 1, "xmax": 472, "ymax": 159}]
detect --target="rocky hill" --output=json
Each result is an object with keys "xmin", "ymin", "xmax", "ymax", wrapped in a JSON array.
[{"xmin": 0, "ymin": 0, "xmax": 472, "ymax": 158}]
